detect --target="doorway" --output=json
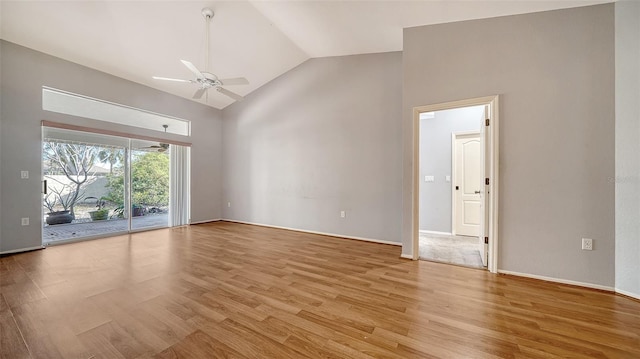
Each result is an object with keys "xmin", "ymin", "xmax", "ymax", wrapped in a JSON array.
[{"xmin": 413, "ymin": 96, "xmax": 499, "ymax": 272}]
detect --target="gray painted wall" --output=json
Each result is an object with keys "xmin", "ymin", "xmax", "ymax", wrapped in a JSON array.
[
  {"xmin": 419, "ymin": 106, "xmax": 482, "ymax": 232},
  {"xmin": 403, "ymin": 4, "xmax": 615, "ymax": 286},
  {"xmin": 615, "ymin": 1, "xmax": 640, "ymax": 298},
  {"xmin": 222, "ymin": 52, "xmax": 402, "ymax": 243},
  {"xmin": 0, "ymin": 37, "xmax": 3, "ymax": 249},
  {"xmin": 0, "ymin": 41, "xmax": 223, "ymax": 253}
]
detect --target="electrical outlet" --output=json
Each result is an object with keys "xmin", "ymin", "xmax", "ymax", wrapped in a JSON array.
[
  {"xmin": 21, "ymin": 217, "xmax": 29, "ymax": 226},
  {"xmin": 227, "ymin": 202, "xmax": 231, "ymax": 207},
  {"xmin": 340, "ymin": 211, "xmax": 346, "ymax": 218},
  {"xmin": 582, "ymin": 238, "xmax": 593, "ymax": 251}
]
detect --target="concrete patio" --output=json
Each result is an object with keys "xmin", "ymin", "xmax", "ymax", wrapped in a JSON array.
[{"xmin": 43, "ymin": 213, "xmax": 168, "ymax": 243}]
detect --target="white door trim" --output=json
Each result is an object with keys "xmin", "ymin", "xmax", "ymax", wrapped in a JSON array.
[
  {"xmin": 412, "ymin": 95, "xmax": 500, "ymax": 273},
  {"xmin": 451, "ymin": 131, "xmax": 481, "ymax": 237}
]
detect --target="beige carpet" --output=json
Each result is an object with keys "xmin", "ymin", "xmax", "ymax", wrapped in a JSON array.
[{"xmin": 419, "ymin": 233, "xmax": 485, "ymax": 269}]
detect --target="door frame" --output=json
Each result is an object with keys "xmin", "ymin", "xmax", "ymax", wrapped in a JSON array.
[
  {"xmin": 412, "ymin": 95, "xmax": 500, "ymax": 273},
  {"xmin": 451, "ymin": 131, "xmax": 481, "ymax": 237}
]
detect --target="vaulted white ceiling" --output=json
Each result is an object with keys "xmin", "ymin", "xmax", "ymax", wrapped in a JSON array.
[{"xmin": 1, "ymin": 1, "xmax": 609, "ymax": 109}]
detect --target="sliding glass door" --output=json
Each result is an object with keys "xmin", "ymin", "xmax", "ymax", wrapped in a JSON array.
[{"xmin": 42, "ymin": 127, "xmax": 183, "ymax": 244}]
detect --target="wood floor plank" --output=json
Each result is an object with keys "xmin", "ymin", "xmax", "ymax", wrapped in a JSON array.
[
  {"xmin": 1, "ymin": 221, "xmax": 639, "ymax": 358},
  {"xmin": 0, "ymin": 306, "xmax": 31, "ymax": 359},
  {"xmin": 154, "ymin": 329, "xmax": 247, "ymax": 359},
  {"xmin": 77, "ymin": 320, "xmax": 154, "ymax": 359}
]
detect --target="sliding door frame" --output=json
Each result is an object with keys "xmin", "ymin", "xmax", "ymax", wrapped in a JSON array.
[{"xmin": 41, "ymin": 124, "xmax": 187, "ymax": 245}]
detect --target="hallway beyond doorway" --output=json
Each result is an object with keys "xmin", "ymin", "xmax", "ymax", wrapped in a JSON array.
[{"xmin": 419, "ymin": 232, "xmax": 484, "ymax": 269}]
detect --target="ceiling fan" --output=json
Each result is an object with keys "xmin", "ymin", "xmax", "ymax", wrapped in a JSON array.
[
  {"xmin": 152, "ymin": 8, "xmax": 249, "ymax": 102},
  {"xmin": 140, "ymin": 143, "xmax": 169, "ymax": 152}
]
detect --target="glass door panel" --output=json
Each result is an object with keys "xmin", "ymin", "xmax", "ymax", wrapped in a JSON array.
[
  {"xmin": 130, "ymin": 139, "xmax": 170, "ymax": 230},
  {"xmin": 42, "ymin": 128, "xmax": 128, "ymax": 243}
]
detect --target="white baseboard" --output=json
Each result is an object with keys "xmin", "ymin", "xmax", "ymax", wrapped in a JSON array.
[
  {"xmin": 190, "ymin": 218, "xmax": 222, "ymax": 225},
  {"xmin": 498, "ymin": 270, "xmax": 615, "ymax": 292},
  {"xmin": 1, "ymin": 245, "xmax": 45, "ymax": 255},
  {"xmin": 615, "ymin": 287, "xmax": 640, "ymax": 301},
  {"xmin": 419, "ymin": 230, "xmax": 453, "ymax": 236},
  {"xmin": 400, "ymin": 253, "xmax": 414, "ymax": 260},
  {"xmin": 222, "ymin": 219, "xmax": 401, "ymax": 246}
]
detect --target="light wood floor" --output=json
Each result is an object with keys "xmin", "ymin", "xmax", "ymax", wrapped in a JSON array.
[{"xmin": 1, "ymin": 222, "xmax": 639, "ymax": 358}]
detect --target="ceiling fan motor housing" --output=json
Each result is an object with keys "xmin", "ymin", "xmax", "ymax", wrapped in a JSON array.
[{"xmin": 198, "ymin": 73, "xmax": 221, "ymax": 88}]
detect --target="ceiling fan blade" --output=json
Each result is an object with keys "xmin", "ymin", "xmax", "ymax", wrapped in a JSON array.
[
  {"xmin": 216, "ymin": 87, "xmax": 243, "ymax": 101},
  {"xmin": 219, "ymin": 77, "xmax": 249, "ymax": 86},
  {"xmin": 152, "ymin": 76, "xmax": 192, "ymax": 83},
  {"xmin": 193, "ymin": 88, "xmax": 206, "ymax": 99},
  {"xmin": 181, "ymin": 60, "xmax": 205, "ymax": 79}
]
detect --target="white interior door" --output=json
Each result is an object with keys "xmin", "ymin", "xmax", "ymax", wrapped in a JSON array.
[{"xmin": 454, "ymin": 133, "xmax": 481, "ymax": 237}]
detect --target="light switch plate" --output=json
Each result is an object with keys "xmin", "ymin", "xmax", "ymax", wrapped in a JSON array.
[
  {"xmin": 445, "ymin": 175, "xmax": 451, "ymax": 182},
  {"xmin": 582, "ymin": 238, "xmax": 593, "ymax": 250},
  {"xmin": 21, "ymin": 171, "xmax": 29, "ymax": 179},
  {"xmin": 425, "ymin": 176, "xmax": 435, "ymax": 182},
  {"xmin": 21, "ymin": 218, "xmax": 29, "ymax": 226}
]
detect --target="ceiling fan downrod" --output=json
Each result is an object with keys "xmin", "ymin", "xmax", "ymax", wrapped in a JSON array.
[{"xmin": 202, "ymin": 8, "xmax": 214, "ymax": 74}]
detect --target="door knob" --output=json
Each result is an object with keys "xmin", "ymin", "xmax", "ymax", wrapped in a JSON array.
[{"xmin": 474, "ymin": 191, "xmax": 481, "ymax": 194}]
